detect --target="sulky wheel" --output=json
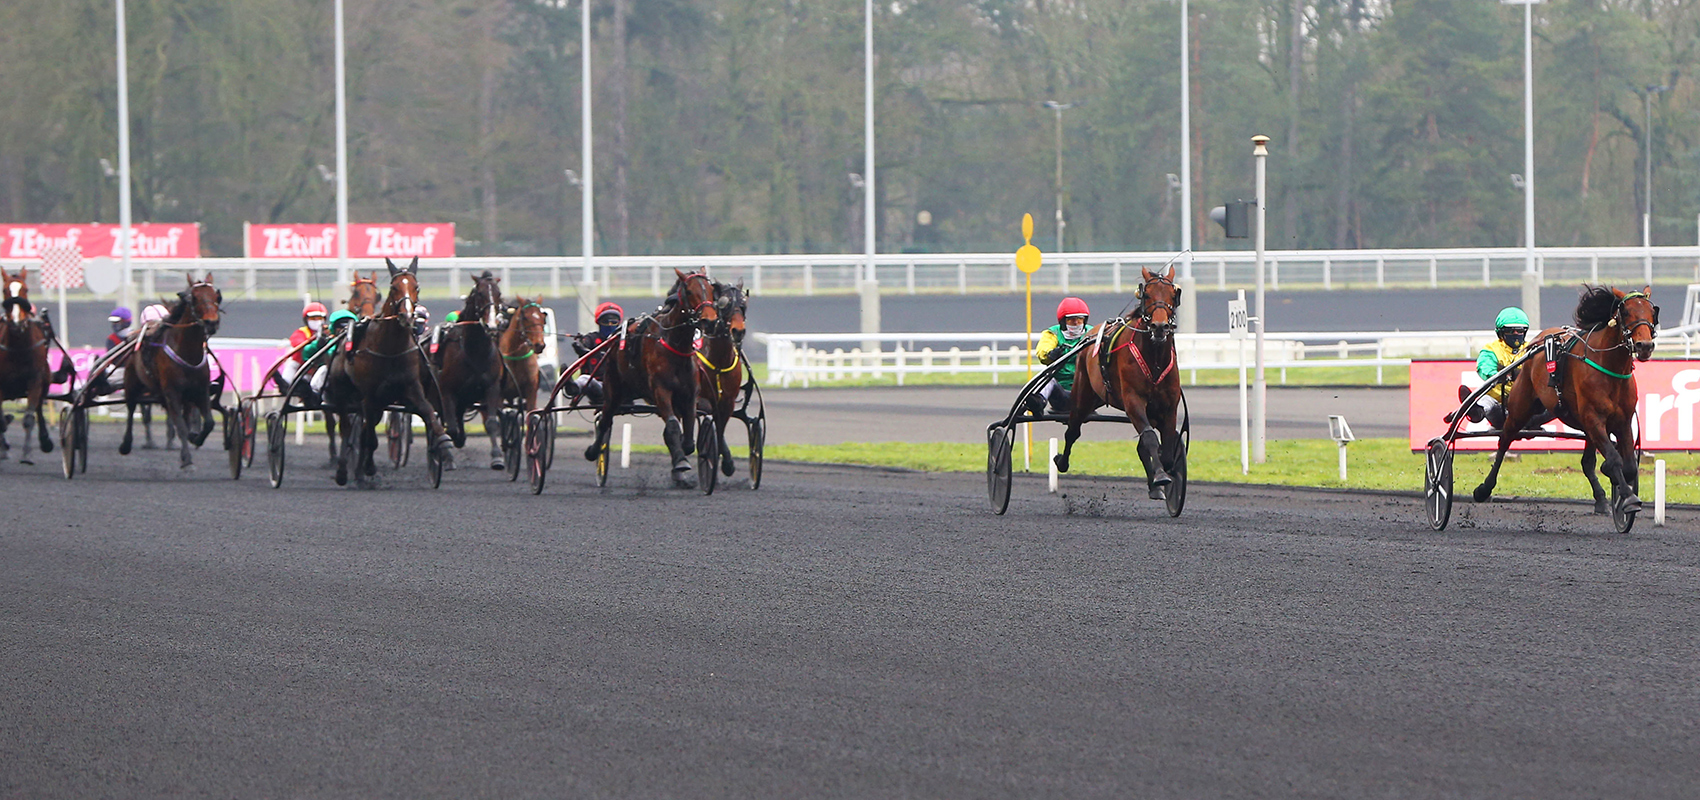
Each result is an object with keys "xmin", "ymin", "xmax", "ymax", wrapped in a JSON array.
[
  {"xmin": 1611, "ymin": 486, "xmax": 1638, "ymax": 534},
  {"xmin": 987, "ymin": 425, "xmax": 1014, "ymax": 515},
  {"xmin": 541, "ymin": 411, "xmax": 557, "ymax": 471},
  {"xmin": 1164, "ymin": 433, "xmax": 1188, "ymax": 519},
  {"xmin": 224, "ymin": 409, "xmax": 243, "ymax": 480},
  {"xmin": 1424, "ymin": 437, "xmax": 1454, "ymax": 531},
  {"xmin": 58, "ymin": 407, "xmax": 78, "ymax": 480},
  {"xmin": 745, "ymin": 415, "xmax": 765, "ymax": 491},
  {"xmin": 387, "ymin": 410, "xmax": 412, "ymax": 468},
  {"xmin": 501, "ymin": 408, "xmax": 522, "ymax": 482},
  {"xmin": 240, "ymin": 400, "xmax": 257, "ymax": 468},
  {"xmin": 266, "ymin": 411, "xmax": 287, "ymax": 489},
  {"xmin": 73, "ymin": 408, "xmax": 89, "ymax": 475},
  {"xmin": 526, "ymin": 415, "xmax": 551, "ymax": 495},
  {"xmin": 595, "ymin": 437, "xmax": 610, "ymax": 487},
  {"xmin": 426, "ymin": 427, "xmax": 444, "ymax": 489},
  {"xmin": 696, "ymin": 416, "xmax": 719, "ymax": 496}
]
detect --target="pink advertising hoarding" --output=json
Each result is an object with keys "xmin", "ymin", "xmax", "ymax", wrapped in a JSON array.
[
  {"xmin": 246, "ymin": 223, "xmax": 455, "ymax": 259},
  {"xmin": 0, "ymin": 224, "xmax": 200, "ymax": 259},
  {"xmin": 1409, "ymin": 359, "xmax": 1700, "ymax": 451},
  {"xmin": 52, "ymin": 344, "xmax": 291, "ymax": 398}
]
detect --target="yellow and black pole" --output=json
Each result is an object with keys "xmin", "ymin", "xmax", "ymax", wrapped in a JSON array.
[{"xmin": 1015, "ymin": 213, "xmax": 1043, "ymax": 471}]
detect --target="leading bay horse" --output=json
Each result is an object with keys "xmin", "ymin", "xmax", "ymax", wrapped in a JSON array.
[
  {"xmin": 696, "ymin": 279, "xmax": 747, "ymax": 478},
  {"xmin": 1473, "ymin": 285, "xmax": 1659, "ymax": 519},
  {"xmin": 587, "ymin": 269, "xmax": 718, "ymax": 486},
  {"xmin": 433, "ymin": 270, "xmax": 506, "ymax": 469},
  {"xmin": 322, "ymin": 271, "xmax": 384, "ymax": 462},
  {"xmin": 121, "ymin": 274, "xmax": 224, "ymax": 469},
  {"xmin": 1054, "ymin": 266, "xmax": 1184, "ymax": 499},
  {"xmin": 327, "ymin": 256, "xmax": 452, "ymax": 486},
  {"xmin": 0, "ymin": 266, "xmax": 71, "ymax": 463}
]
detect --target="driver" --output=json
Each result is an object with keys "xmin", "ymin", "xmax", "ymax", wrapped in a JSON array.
[
  {"xmin": 278, "ymin": 302, "xmax": 328, "ymax": 390},
  {"xmin": 568, "ymin": 301, "xmax": 624, "ymax": 405},
  {"xmin": 1454, "ymin": 306, "xmax": 1530, "ymax": 427},
  {"xmin": 1027, "ymin": 297, "xmax": 1091, "ymax": 415}
]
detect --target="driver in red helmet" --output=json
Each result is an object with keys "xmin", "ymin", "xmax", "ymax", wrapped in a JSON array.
[
  {"xmin": 1027, "ymin": 297, "xmax": 1091, "ymax": 415},
  {"xmin": 568, "ymin": 301, "xmax": 624, "ymax": 404},
  {"xmin": 277, "ymin": 301, "xmax": 328, "ymax": 391}
]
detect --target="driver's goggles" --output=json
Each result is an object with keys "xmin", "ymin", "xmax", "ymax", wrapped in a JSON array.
[{"xmin": 597, "ymin": 315, "xmax": 620, "ymax": 326}]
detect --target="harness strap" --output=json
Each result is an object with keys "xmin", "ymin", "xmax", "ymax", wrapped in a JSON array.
[
  {"xmin": 696, "ymin": 349, "xmax": 741, "ymax": 374},
  {"xmin": 147, "ymin": 339, "xmax": 209, "ymax": 369},
  {"xmin": 1108, "ymin": 323, "xmax": 1176, "ymax": 384},
  {"xmin": 655, "ymin": 336, "xmax": 693, "ymax": 358},
  {"xmin": 1581, "ymin": 356, "xmax": 1633, "ymax": 379}
]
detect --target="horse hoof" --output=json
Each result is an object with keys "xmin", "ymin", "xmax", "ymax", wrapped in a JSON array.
[
  {"xmin": 335, "ymin": 467, "xmax": 348, "ymax": 486},
  {"xmin": 1472, "ymin": 485, "xmax": 1493, "ymax": 503},
  {"xmin": 1150, "ymin": 472, "xmax": 1172, "ymax": 488},
  {"xmin": 490, "ymin": 459, "xmax": 505, "ymax": 471},
  {"xmin": 584, "ymin": 444, "xmax": 601, "ymax": 462},
  {"xmin": 118, "ymin": 441, "xmax": 132, "ymax": 456},
  {"xmin": 721, "ymin": 459, "xmax": 735, "ymax": 477},
  {"xmin": 18, "ymin": 457, "xmax": 32, "ymax": 466},
  {"xmin": 141, "ymin": 442, "xmax": 156, "ymax": 450},
  {"xmin": 180, "ymin": 463, "xmax": 195, "ymax": 472},
  {"xmin": 40, "ymin": 440, "xmax": 53, "ymax": 454},
  {"xmin": 1620, "ymin": 494, "xmax": 1643, "ymax": 514},
  {"xmin": 1594, "ymin": 501, "xmax": 1610, "ymax": 516},
  {"xmin": 1148, "ymin": 484, "xmax": 1167, "ymax": 500},
  {"xmin": 1053, "ymin": 455, "xmax": 1069, "ymax": 474}
]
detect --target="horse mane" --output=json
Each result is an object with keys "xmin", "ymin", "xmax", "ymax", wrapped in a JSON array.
[
  {"xmin": 1573, "ymin": 284, "xmax": 1618, "ymax": 328},
  {"xmin": 166, "ymin": 293, "xmax": 191, "ymax": 324}
]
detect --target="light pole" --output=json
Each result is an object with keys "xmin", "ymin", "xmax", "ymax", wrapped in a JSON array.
[
  {"xmin": 859, "ymin": 0, "xmax": 880, "ymax": 345},
  {"xmin": 578, "ymin": 0, "xmax": 597, "ymax": 334},
  {"xmin": 1252, "ymin": 134, "xmax": 1269, "ymax": 464},
  {"xmin": 1178, "ymin": 0, "xmax": 1196, "ymax": 335},
  {"xmin": 334, "ymin": 0, "xmax": 349, "ymax": 286},
  {"xmin": 115, "ymin": 0, "xmax": 133, "ymax": 315},
  {"xmin": 1042, "ymin": 100, "xmax": 1073, "ymax": 252},
  {"xmin": 1503, "ymin": 0, "xmax": 1541, "ymax": 329},
  {"xmin": 1639, "ymin": 85, "xmax": 1668, "ymax": 246}
]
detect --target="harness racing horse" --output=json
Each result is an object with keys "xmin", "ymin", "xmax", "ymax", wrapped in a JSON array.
[
  {"xmin": 696, "ymin": 279, "xmax": 747, "ymax": 479},
  {"xmin": 1473, "ymin": 285, "xmax": 1659, "ymax": 519},
  {"xmin": 327, "ymin": 257, "xmax": 453, "ymax": 486},
  {"xmin": 1054, "ymin": 266, "xmax": 1185, "ymax": 500},
  {"xmin": 500, "ymin": 295, "xmax": 549, "ymax": 417},
  {"xmin": 433, "ymin": 270, "xmax": 507, "ymax": 469},
  {"xmin": 0, "ymin": 266, "xmax": 71, "ymax": 464},
  {"xmin": 321, "ymin": 272, "xmax": 384, "ymax": 463},
  {"xmin": 587, "ymin": 269, "xmax": 718, "ymax": 486},
  {"xmin": 121, "ymin": 274, "xmax": 224, "ymax": 469}
]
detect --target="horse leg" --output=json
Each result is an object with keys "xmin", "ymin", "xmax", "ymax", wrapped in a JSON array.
[
  {"xmin": 717, "ymin": 405, "xmax": 735, "ymax": 477},
  {"xmin": 1137, "ymin": 406, "xmax": 1172, "ymax": 500},
  {"xmin": 360, "ymin": 403, "xmax": 382, "ymax": 479},
  {"xmin": 1580, "ymin": 442, "xmax": 1609, "ymax": 515},
  {"xmin": 1054, "ymin": 380, "xmax": 1103, "ymax": 474},
  {"xmin": 1471, "ymin": 431, "xmax": 1515, "ymax": 503},
  {"xmin": 661, "ymin": 413, "xmax": 694, "ymax": 485},
  {"xmin": 325, "ymin": 412, "xmax": 339, "ymax": 465},
  {"xmin": 400, "ymin": 379, "xmax": 454, "ymax": 458},
  {"xmin": 1602, "ymin": 419, "xmax": 1641, "ymax": 516},
  {"xmin": 119, "ymin": 399, "xmax": 137, "ymax": 455},
  {"xmin": 334, "ymin": 412, "xmax": 355, "ymax": 486},
  {"xmin": 31, "ymin": 381, "xmax": 52, "ymax": 458},
  {"xmin": 0, "ymin": 403, "xmax": 9, "ymax": 460},
  {"xmin": 482, "ymin": 386, "xmax": 506, "ymax": 470},
  {"xmin": 163, "ymin": 396, "xmax": 193, "ymax": 469}
]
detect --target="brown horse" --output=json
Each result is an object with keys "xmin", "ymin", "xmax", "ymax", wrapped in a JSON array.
[
  {"xmin": 432, "ymin": 270, "xmax": 506, "ymax": 469},
  {"xmin": 0, "ymin": 266, "xmax": 70, "ymax": 464},
  {"xmin": 696, "ymin": 279, "xmax": 747, "ymax": 478},
  {"xmin": 1054, "ymin": 266, "xmax": 1185, "ymax": 499},
  {"xmin": 121, "ymin": 274, "xmax": 224, "ymax": 469},
  {"xmin": 347, "ymin": 271, "xmax": 381, "ymax": 318},
  {"xmin": 500, "ymin": 296, "xmax": 549, "ymax": 417},
  {"xmin": 1473, "ymin": 285, "xmax": 1659, "ymax": 517},
  {"xmin": 588, "ymin": 269, "xmax": 718, "ymax": 486},
  {"xmin": 326, "ymin": 257, "xmax": 452, "ymax": 486}
]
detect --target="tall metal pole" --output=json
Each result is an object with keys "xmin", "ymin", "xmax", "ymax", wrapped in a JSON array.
[
  {"xmin": 1053, "ymin": 104, "xmax": 1064, "ymax": 252},
  {"xmin": 1516, "ymin": 0, "xmax": 1540, "ymax": 330},
  {"xmin": 1252, "ymin": 135, "xmax": 1269, "ymax": 464},
  {"xmin": 578, "ymin": 0, "xmax": 598, "ymax": 333},
  {"xmin": 1644, "ymin": 89, "xmax": 1653, "ymax": 250},
  {"xmin": 116, "ymin": 0, "xmax": 133, "ymax": 315},
  {"xmin": 1177, "ymin": 0, "xmax": 1196, "ymax": 334},
  {"xmin": 859, "ymin": 0, "xmax": 880, "ymax": 343},
  {"xmin": 334, "ymin": 0, "xmax": 349, "ymax": 286}
]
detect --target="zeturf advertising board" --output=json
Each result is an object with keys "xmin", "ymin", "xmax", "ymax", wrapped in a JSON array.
[
  {"xmin": 245, "ymin": 223, "xmax": 455, "ymax": 259},
  {"xmin": 1409, "ymin": 359, "xmax": 1700, "ymax": 451},
  {"xmin": 0, "ymin": 224, "xmax": 200, "ymax": 259}
]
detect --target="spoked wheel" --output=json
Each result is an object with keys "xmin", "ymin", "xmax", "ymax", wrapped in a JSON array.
[
  {"xmin": 1424, "ymin": 437, "xmax": 1454, "ymax": 531},
  {"xmin": 387, "ymin": 410, "xmax": 412, "ymax": 468},
  {"xmin": 1611, "ymin": 487, "xmax": 1638, "ymax": 534},
  {"xmin": 745, "ymin": 415, "xmax": 765, "ymax": 491},
  {"xmin": 987, "ymin": 425, "xmax": 1015, "ymax": 515},
  {"xmin": 501, "ymin": 408, "xmax": 522, "ymax": 482},
  {"xmin": 266, "ymin": 411, "xmax": 288, "ymax": 489},
  {"xmin": 526, "ymin": 414, "xmax": 552, "ymax": 495},
  {"xmin": 426, "ymin": 423, "xmax": 444, "ymax": 489},
  {"xmin": 540, "ymin": 411, "xmax": 557, "ymax": 470},
  {"xmin": 72, "ymin": 408, "xmax": 89, "ymax": 475},
  {"xmin": 224, "ymin": 408, "xmax": 243, "ymax": 480},
  {"xmin": 239, "ymin": 400, "xmax": 257, "ymax": 468},
  {"xmin": 696, "ymin": 416, "xmax": 719, "ymax": 496},
  {"xmin": 1164, "ymin": 430, "xmax": 1189, "ymax": 519},
  {"xmin": 58, "ymin": 407, "xmax": 81, "ymax": 480}
]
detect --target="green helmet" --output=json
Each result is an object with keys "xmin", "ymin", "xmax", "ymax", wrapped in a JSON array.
[
  {"xmin": 1494, "ymin": 307, "xmax": 1530, "ymax": 331},
  {"xmin": 326, "ymin": 308, "xmax": 358, "ymax": 329}
]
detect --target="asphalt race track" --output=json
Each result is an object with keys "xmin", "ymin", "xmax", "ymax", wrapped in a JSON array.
[{"xmin": 4, "ymin": 423, "xmax": 1698, "ymax": 798}]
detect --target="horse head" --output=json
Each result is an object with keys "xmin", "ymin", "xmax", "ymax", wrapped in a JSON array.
[
  {"xmin": 509, "ymin": 297, "xmax": 550, "ymax": 355},
  {"xmin": 347, "ymin": 271, "xmax": 381, "ymax": 318},
  {"xmin": 670, "ymin": 268, "xmax": 719, "ymax": 329},
  {"xmin": 464, "ymin": 270, "xmax": 503, "ymax": 330},
  {"xmin": 711, "ymin": 279, "xmax": 747, "ymax": 344},
  {"xmin": 1135, "ymin": 265, "xmax": 1181, "ymax": 342},
  {"xmin": 382, "ymin": 257, "xmax": 420, "ymax": 321},
  {"xmin": 1618, "ymin": 286, "xmax": 1659, "ymax": 362},
  {"xmin": 177, "ymin": 272, "xmax": 223, "ymax": 335},
  {"xmin": 2, "ymin": 266, "xmax": 32, "ymax": 325}
]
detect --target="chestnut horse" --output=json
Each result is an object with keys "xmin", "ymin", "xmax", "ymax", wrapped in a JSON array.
[
  {"xmin": 322, "ymin": 272, "xmax": 384, "ymax": 463},
  {"xmin": 433, "ymin": 270, "xmax": 506, "ymax": 469},
  {"xmin": 121, "ymin": 274, "xmax": 224, "ymax": 469},
  {"xmin": 326, "ymin": 257, "xmax": 452, "ymax": 486},
  {"xmin": 1473, "ymin": 285, "xmax": 1659, "ymax": 517},
  {"xmin": 0, "ymin": 266, "xmax": 71, "ymax": 463},
  {"xmin": 696, "ymin": 279, "xmax": 747, "ymax": 478},
  {"xmin": 500, "ymin": 296, "xmax": 549, "ymax": 417},
  {"xmin": 1054, "ymin": 266, "xmax": 1185, "ymax": 499},
  {"xmin": 587, "ymin": 269, "xmax": 718, "ymax": 486}
]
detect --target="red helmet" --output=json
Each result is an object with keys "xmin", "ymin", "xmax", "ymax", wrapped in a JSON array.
[
  {"xmin": 1056, "ymin": 297, "xmax": 1090, "ymax": 323},
  {"xmin": 594, "ymin": 301, "xmax": 623, "ymax": 322},
  {"xmin": 302, "ymin": 301, "xmax": 328, "ymax": 320}
]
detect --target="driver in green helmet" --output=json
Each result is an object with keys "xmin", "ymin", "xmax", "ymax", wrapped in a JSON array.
[
  {"xmin": 299, "ymin": 308, "xmax": 358, "ymax": 399},
  {"xmin": 1455, "ymin": 307, "xmax": 1530, "ymax": 427}
]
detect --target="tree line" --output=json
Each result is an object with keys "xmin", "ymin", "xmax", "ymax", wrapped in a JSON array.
[{"xmin": 0, "ymin": 0, "xmax": 1694, "ymax": 258}]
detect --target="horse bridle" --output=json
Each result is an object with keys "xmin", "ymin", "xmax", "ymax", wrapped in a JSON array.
[
  {"xmin": 501, "ymin": 301, "xmax": 549, "ymax": 360},
  {"xmin": 159, "ymin": 280, "xmax": 223, "ymax": 332},
  {"xmin": 1133, "ymin": 275, "xmax": 1179, "ymax": 332},
  {"xmin": 1615, "ymin": 291, "xmax": 1659, "ymax": 340},
  {"xmin": 374, "ymin": 271, "xmax": 418, "ymax": 323}
]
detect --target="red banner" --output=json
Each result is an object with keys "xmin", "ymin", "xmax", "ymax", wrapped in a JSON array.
[
  {"xmin": 246, "ymin": 223, "xmax": 455, "ymax": 259},
  {"xmin": 0, "ymin": 224, "xmax": 200, "ymax": 259},
  {"xmin": 1409, "ymin": 359, "xmax": 1700, "ymax": 451}
]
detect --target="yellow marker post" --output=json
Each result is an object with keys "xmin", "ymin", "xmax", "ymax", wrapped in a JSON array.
[{"xmin": 1015, "ymin": 214, "xmax": 1043, "ymax": 472}]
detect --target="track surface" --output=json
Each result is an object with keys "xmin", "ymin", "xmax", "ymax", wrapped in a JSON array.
[{"xmin": 4, "ymin": 426, "xmax": 1698, "ymax": 798}]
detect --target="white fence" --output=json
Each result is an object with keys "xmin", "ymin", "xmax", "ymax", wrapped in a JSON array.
[{"xmin": 8, "ymin": 246, "xmax": 1700, "ymax": 301}]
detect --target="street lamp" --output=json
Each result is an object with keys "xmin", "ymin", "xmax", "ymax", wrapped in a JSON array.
[
  {"xmin": 1178, "ymin": 0, "xmax": 1196, "ymax": 335},
  {"xmin": 1042, "ymin": 100, "xmax": 1074, "ymax": 252},
  {"xmin": 115, "ymin": 0, "xmax": 134, "ymax": 316},
  {"xmin": 1636, "ymin": 84, "xmax": 1668, "ymax": 249},
  {"xmin": 1502, "ymin": 0, "xmax": 1541, "ymax": 329}
]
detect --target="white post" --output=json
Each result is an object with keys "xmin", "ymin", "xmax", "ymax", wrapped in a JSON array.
[
  {"xmin": 859, "ymin": 0, "xmax": 880, "ymax": 344},
  {"xmin": 116, "ymin": 0, "xmax": 134, "ymax": 316},
  {"xmin": 57, "ymin": 284, "xmax": 68, "ymax": 346},
  {"xmin": 620, "ymin": 422, "xmax": 632, "ymax": 469},
  {"xmin": 1048, "ymin": 438, "xmax": 1059, "ymax": 493},
  {"xmin": 1654, "ymin": 459, "xmax": 1666, "ymax": 526},
  {"xmin": 334, "ymin": 0, "xmax": 349, "ymax": 286},
  {"xmin": 1239, "ymin": 328, "xmax": 1248, "ymax": 475},
  {"xmin": 576, "ymin": 0, "xmax": 598, "ymax": 335},
  {"xmin": 1337, "ymin": 442, "xmax": 1349, "ymax": 482},
  {"xmin": 1177, "ymin": 0, "xmax": 1197, "ymax": 334},
  {"xmin": 1252, "ymin": 135, "xmax": 1269, "ymax": 464},
  {"xmin": 1517, "ymin": 0, "xmax": 1541, "ymax": 330}
]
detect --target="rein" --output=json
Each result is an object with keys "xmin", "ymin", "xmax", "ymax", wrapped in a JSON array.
[{"xmin": 1105, "ymin": 319, "xmax": 1176, "ymax": 384}]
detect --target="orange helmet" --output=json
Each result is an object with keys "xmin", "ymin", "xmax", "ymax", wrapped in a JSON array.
[
  {"xmin": 1056, "ymin": 297, "xmax": 1089, "ymax": 323},
  {"xmin": 302, "ymin": 301, "xmax": 328, "ymax": 320},
  {"xmin": 594, "ymin": 301, "xmax": 623, "ymax": 323}
]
